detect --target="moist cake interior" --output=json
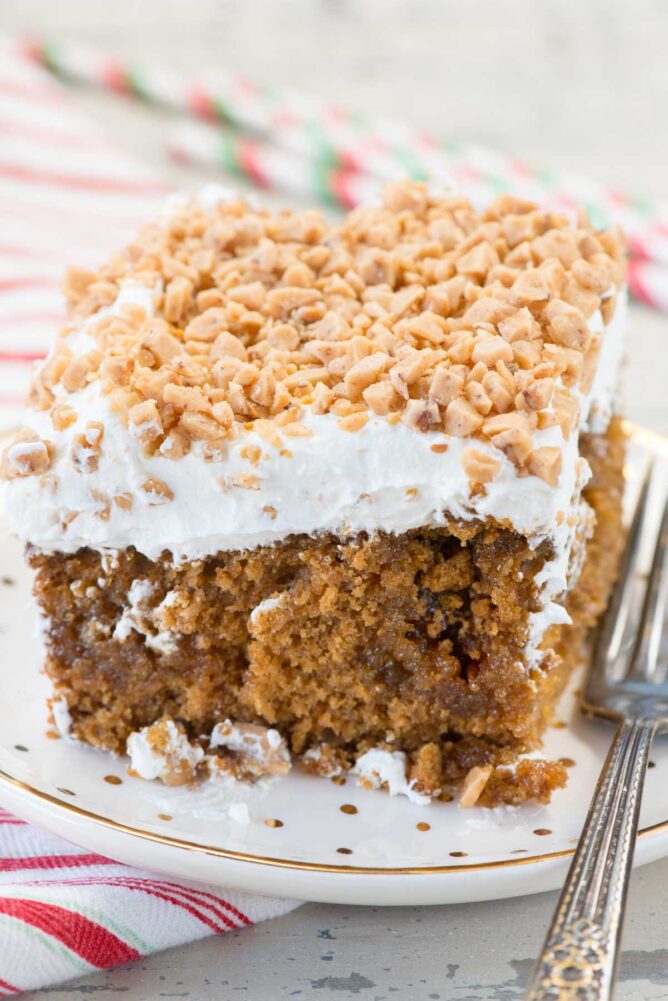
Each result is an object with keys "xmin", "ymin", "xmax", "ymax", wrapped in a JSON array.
[{"xmin": 30, "ymin": 417, "xmax": 624, "ymax": 807}]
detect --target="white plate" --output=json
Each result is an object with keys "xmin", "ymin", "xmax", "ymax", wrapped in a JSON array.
[{"xmin": 0, "ymin": 423, "xmax": 667, "ymax": 907}]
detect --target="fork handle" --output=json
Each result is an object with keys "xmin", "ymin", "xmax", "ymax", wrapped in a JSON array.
[{"xmin": 525, "ymin": 717, "xmax": 656, "ymax": 1001}]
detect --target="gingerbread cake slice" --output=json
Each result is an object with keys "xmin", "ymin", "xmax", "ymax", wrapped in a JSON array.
[{"xmin": 2, "ymin": 181, "xmax": 627, "ymax": 806}]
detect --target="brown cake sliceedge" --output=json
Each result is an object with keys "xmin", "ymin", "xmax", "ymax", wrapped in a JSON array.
[{"xmin": 32, "ymin": 416, "xmax": 625, "ymax": 808}]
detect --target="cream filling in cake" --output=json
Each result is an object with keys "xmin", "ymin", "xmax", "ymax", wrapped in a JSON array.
[{"xmin": 5, "ymin": 282, "xmax": 627, "ymax": 666}]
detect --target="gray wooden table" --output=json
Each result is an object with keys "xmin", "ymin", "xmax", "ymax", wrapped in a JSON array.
[
  {"xmin": 26, "ymin": 861, "xmax": 668, "ymax": 999},
  {"xmin": 3, "ymin": 1, "xmax": 667, "ymax": 997}
]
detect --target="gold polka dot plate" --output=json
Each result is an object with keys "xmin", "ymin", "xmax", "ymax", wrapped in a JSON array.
[{"xmin": 0, "ymin": 424, "xmax": 667, "ymax": 905}]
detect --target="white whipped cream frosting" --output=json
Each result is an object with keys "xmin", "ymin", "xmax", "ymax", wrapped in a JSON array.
[
  {"xmin": 5, "ymin": 286, "xmax": 626, "ymax": 564},
  {"xmin": 353, "ymin": 748, "xmax": 430, "ymax": 806},
  {"xmin": 4, "ymin": 186, "xmax": 628, "ymax": 668}
]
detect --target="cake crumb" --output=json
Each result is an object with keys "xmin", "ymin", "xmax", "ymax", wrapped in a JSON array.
[
  {"xmin": 208, "ymin": 720, "xmax": 291, "ymax": 781},
  {"xmin": 302, "ymin": 744, "xmax": 346, "ymax": 778},
  {"xmin": 126, "ymin": 718, "xmax": 204, "ymax": 786}
]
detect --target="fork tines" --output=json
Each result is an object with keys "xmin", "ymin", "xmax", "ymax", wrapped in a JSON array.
[{"xmin": 586, "ymin": 461, "xmax": 668, "ymax": 718}]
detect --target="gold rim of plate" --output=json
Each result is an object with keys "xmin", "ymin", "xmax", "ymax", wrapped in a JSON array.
[{"xmin": 0, "ymin": 420, "xmax": 665, "ymax": 877}]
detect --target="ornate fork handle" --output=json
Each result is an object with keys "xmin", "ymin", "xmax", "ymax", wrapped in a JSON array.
[{"xmin": 525, "ymin": 717, "xmax": 656, "ymax": 1001}]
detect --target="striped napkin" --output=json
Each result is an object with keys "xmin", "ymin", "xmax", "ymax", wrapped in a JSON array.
[
  {"xmin": 0, "ymin": 39, "xmax": 168, "ymax": 432},
  {"xmin": 0, "ymin": 809, "xmax": 297, "ymax": 994},
  {"xmin": 0, "ymin": 43, "xmax": 299, "ymax": 995}
]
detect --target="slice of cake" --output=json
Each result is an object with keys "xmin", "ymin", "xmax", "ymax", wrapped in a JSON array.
[{"xmin": 2, "ymin": 181, "xmax": 627, "ymax": 806}]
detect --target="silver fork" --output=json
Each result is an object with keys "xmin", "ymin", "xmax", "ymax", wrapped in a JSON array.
[{"xmin": 525, "ymin": 464, "xmax": 668, "ymax": 1001}]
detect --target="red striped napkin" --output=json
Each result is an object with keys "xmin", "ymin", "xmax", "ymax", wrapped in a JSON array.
[
  {"xmin": 0, "ymin": 809, "xmax": 297, "ymax": 994},
  {"xmin": 0, "ymin": 43, "xmax": 299, "ymax": 994},
  {"xmin": 0, "ymin": 39, "xmax": 168, "ymax": 432}
]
